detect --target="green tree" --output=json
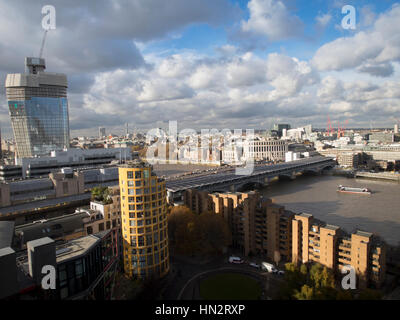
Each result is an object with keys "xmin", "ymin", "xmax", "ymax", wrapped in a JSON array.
[
  {"xmin": 294, "ymin": 285, "xmax": 314, "ymax": 300},
  {"xmin": 91, "ymin": 186, "xmax": 112, "ymax": 204}
]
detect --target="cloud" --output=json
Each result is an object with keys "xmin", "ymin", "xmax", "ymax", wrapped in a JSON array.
[
  {"xmin": 240, "ymin": 0, "xmax": 304, "ymax": 41},
  {"xmin": 316, "ymin": 13, "xmax": 332, "ymax": 27},
  {"xmin": 312, "ymin": 4, "xmax": 400, "ymax": 77},
  {"xmin": 356, "ymin": 62, "xmax": 394, "ymax": 77}
]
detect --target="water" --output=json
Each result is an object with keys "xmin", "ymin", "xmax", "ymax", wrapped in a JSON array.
[{"xmin": 260, "ymin": 175, "xmax": 400, "ymax": 246}]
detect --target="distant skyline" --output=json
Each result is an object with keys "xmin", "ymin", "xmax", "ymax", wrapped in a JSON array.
[{"xmin": 1, "ymin": 0, "xmax": 400, "ymax": 138}]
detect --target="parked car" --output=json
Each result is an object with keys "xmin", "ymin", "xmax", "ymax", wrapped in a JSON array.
[
  {"xmin": 229, "ymin": 256, "xmax": 244, "ymax": 264},
  {"xmin": 261, "ymin": 262, "xmax": 278, "ymax": 273},
  {"xmin": 249, "ymin": 262, "xmax": 260, "ymax": 269}
]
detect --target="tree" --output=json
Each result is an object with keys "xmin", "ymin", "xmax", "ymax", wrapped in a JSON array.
[
  {"xmin": 197, "ymin": 212, "xmax": 231, "ymax": 255},
  {"xmin": 167, "ymin": 206, "xmax": 231, "ymax": 256},
  {"xmin": 91, "ymin": 186, "xmax": 112, "ymax": 204},
  {"xmin": 294, "ymin": 285, "xmax": 314, "ymax": 300}
]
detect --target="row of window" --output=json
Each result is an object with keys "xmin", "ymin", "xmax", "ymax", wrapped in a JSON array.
[
  {"xmin": 123, "ymin": 194, "xmax": 164, "ymax": 203},
  {"xmin": 127, "ymin": 216, "xmax": 165, "ymax": 226},
  {"xmin": 128, "ymin": 222, "xmax": 166, "ymax": 235},
  {"xmin": 128, "ymin": 230, "xmax": 168, "ymax": 247},
  {"xmin": 124, "ymin": 205, "xmax": 166, "ymax": 216},
  {"xmin": 122, "ymin": 185, "xmax": 165, "ymax": 195},
  {"xmin": 127, "ymin": 259, "xmax": 169, "ymax": 278}
]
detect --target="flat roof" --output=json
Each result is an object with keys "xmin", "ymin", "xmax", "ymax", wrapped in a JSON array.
[
  {"xmin": 55, "ymin": 235, "xmax": 100, "ymax": 264},
  {"xmin": 0, "ymin": 221, "xmax": 15, "ymax": 249},
  {"xmin": 324, "ymin": 224, "xmax": 340, "ymax": 231},
  {"xmin": 355, "ymin": 230, "xmax": 373, "ymax": 238}
]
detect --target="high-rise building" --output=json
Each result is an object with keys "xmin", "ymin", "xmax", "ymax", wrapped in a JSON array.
[
  {"xmin": 118, "ymin": 160, "xmax": 169, "ymax": 279},
  {"xmin": 99, "ymin": 127, "xmax": 106, "ymax": 139},
  {"xmin": 272, "ymin": 124, "xmax": 291, "ymax": 137},
  {"xmin": 5, "ymin": 57, "xmax": 70, "ymax": 158}
]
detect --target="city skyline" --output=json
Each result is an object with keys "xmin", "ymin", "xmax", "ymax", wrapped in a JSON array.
[{"xmin": 0, "ymin": 1, "xmax": 399, "ymax": 137}]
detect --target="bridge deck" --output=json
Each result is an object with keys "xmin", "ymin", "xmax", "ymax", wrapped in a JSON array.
[{"xmin": 166, "ymin": 156, "xmax": 334, "ymax": 192}]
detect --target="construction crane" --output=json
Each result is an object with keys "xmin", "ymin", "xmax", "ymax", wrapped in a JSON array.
[{"xmin": 39, "ymin": 30, "xmax": 48, "ymax": 59}]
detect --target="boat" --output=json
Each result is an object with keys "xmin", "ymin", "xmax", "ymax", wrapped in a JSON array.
[{"xmin": 337, "ymin": 185, "xmax": 371, "ymax": 195}]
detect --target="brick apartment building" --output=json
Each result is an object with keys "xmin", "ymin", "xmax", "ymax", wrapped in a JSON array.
[
  {"xmin": 184, "ymin": 189, "xmax": 386, "ymax": 289},
  {"xmin": 184, "ymin": 189, "xmax": 294, "ymax": 262}
]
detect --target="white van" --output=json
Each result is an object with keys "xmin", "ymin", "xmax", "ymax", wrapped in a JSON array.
[{"xmin": 229, "ymin": 256, "xmax": 243, "ymax": 264}]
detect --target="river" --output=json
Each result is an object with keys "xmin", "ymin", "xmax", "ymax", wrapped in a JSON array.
[{"xmin": 261, "ymin": 174, "xmax": 400, "ymax": 246}]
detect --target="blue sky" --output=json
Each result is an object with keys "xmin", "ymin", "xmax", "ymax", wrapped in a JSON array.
[
  {"xmin": 142, "ymin": 0, "xmax": 398, "ymax": 60},
  {"xmin": 0, "ymin": 0, "xmax": 400, "ymax": 137}
]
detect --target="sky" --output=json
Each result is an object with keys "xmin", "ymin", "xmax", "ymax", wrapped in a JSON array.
[{"xmin": 0, "ymin": 0, "xmax": 400, "ymax": 138}]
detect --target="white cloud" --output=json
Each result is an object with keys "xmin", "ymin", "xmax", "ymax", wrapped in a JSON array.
[
  {"xmin": 241, "ymin": 0, "xmax": 304, "ymax": 41},
  {"xmin": 316, "ymin": 13, "xmax": 332, "ymax": 27},
  {"xmin": 312, "ymin": 4, "xmax": 400, "ymax": 77}
]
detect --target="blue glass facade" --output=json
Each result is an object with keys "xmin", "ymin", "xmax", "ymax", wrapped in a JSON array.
[{"xmin": 8, "ymin": 96, "xmax": 70, "ymax": 157}]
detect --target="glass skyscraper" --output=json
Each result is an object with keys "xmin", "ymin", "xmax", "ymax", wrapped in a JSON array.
[{"xmin": 5, "ymin": 57, "xmax": 70, "ymax": 158}]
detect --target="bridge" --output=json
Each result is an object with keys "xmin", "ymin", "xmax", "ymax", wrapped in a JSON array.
[{"xmin": 166, "ymin": 156, "xmax": 335, "ymax": 202}]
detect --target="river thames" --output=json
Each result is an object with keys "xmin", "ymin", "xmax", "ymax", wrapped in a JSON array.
[{"xmin": 261, "ymin": 174, "xmax": 400, "ymax": 246}]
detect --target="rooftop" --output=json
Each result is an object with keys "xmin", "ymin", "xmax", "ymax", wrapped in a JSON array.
[
  {"xmin": 55, "ymin": 235, "xmax": 100, "ymax": 264},
  {"xmin": 118, "ymin": 160, "xmax": 152, "ymax": 169}
]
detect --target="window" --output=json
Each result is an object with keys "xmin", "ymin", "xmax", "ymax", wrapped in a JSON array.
[
  {"xmin": 127, "ymin": 171, "xmax": 134, "ymax": 179},
  {"xmin": 135, "ymin": 171, "xmax": 142, "ymax": 179},
  {"xmin": 99, "ymin": 223, "xmax": 104, "ymax": 231},
  {"xmin": 128, "ymin": 189, "xmax": 134, "ymax": 195},
  {"xmin": 138, "ymin": 236, "xmax": 144, "ymax": 246},
  {"xmin": 63, "ymin": 182, "xmax": 68, "ymax": 195},
  {"xmin": 128, "ymin": 181, "xmax": 134, "ymax": 187},
  {"xmin": 87, "ymin": 226, "xmax": 93, "ymax": 234}
]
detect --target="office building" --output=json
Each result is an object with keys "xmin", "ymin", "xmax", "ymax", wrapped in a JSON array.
[
  {"xmin": 292, "ymin": 213, "xmax": 386, "ymax": 289},
  {"xmin": 243, "ymin": 138, "xmax": 288, "ymax": 162},
  {"xmin": 119, "ymin": 160, "xmax": 169, "ymax": 279},
  {"xmin": 337, "ymin": 152, "xmax": 360, "ymax": 168},
  {"xmin": 0, "ymin": 230, "xmax": 119, "ymax": 300},
  {"xmin": 273, "ymin": 124, "xmax": 291, "ymax": 137},
  {"xmin": 5, "ymin": 57, "xmax": 70, "ymax": 158},
  {"xmin": 0, "ymin": 147, "xmax": 134, "ymax": 181},
  {"xmin": 13, "ymin": 186, "xmax": 122, "ymax": 254},
  {"xmin": 99, "ymin": 127, "xmax": 106, "ymax": 139}
]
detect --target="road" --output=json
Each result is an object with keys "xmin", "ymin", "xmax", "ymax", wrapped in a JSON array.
[
  {"xmin": 162, "ymin": 253, "xmax": 285, "ymax": 300},
  {"xmin": 166, "ymin": 156, "xmax": 334, "ymax": 192}
]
